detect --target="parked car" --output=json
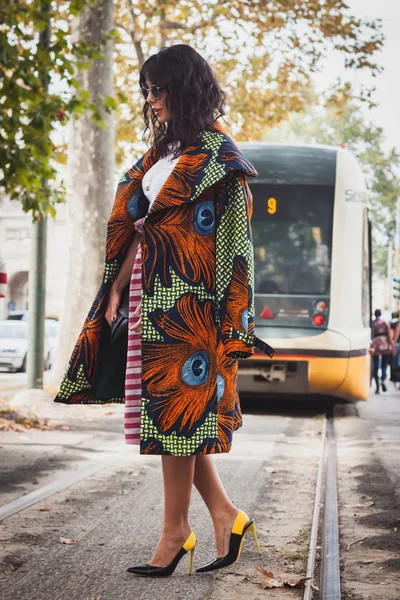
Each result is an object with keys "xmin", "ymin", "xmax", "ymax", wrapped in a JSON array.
[
  {"xmin": 0, "ymin": 320, "xmax": 52, "ymax": 372},
  {"xmin": 7, "ymin": 310, "xmax": 28, "ymax": 321},
  {"xmin": 44, "ymin": 318, "xmax": 59, "ymax": 369}
]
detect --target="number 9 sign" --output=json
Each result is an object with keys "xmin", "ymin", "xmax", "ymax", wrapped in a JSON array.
[{"xmin": 267, "ymin": 197, "xmax": 277, "ymax": 214}]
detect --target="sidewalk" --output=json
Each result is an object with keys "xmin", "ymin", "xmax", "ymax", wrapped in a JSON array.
[{"xmin": 335, "ymin": 383, "xmax": 400, "ymax": 600}]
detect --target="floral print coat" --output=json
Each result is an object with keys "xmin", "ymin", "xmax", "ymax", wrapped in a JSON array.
[{"xmin": 54, "ymin": 123, "xmax": 274, "ymax": 455}]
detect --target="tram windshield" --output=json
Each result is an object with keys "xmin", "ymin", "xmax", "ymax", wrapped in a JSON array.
[{"xmin": 251, "ymin": 184, "xmax": 334, "ymax": 296}]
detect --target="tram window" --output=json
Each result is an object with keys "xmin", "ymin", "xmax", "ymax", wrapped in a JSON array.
[{"xmin": 251, "ymin": 184, "xmax": 334, "ymax": 295}]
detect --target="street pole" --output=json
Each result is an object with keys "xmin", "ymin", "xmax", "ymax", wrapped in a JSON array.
[
  {"xmin": 27, "ymin": 4, "xmax": 50, "ymax": 389},
  {"xmin": 394, "ymin": 197, "xmax": 400, "ymax": 312},
  {"xmin": 27, "ymin": 214, "xmax": 48, "ymax": 388},
  {"xmin": 388, "ymin": 234, "xmax": 393, "ymax": 313}
]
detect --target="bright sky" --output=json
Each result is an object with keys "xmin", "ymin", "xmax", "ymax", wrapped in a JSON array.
[{"xmin": 319, "ymin": 0, "xmax": 400, "ymax": 153}]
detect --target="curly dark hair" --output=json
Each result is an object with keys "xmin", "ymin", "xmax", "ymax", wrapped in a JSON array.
[{"xmin": 139, "ymin": 44, "xmax": 226, "ymax": 159}]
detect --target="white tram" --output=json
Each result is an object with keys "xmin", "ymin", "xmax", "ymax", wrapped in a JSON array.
[{"xmin": 239, "ymin": 143, "xmax": 371, "ymax": 402}]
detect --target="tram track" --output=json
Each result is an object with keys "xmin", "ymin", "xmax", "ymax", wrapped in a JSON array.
[{"xmin": 303, "ymin": 410, "xmax": 341, "ymax": 600}]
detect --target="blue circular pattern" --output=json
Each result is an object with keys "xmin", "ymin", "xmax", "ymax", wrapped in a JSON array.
[
  {"xmin": 217, "ymin": 375, "xmax": 225, "ymax": 402},
  {"xmin": 181, "ymin": 350, "xmax": 209, "ymax": 386},
  {"xmin": 194, "ymin": 200, "xmax": 215, "ymax": 236},
  {"xmin": 241, "ymin": 309, "xmax": 249, "ymax": 333},
  {"xmin": 128, "ymin": 192, "xmax": 149, "ymax": 221}
]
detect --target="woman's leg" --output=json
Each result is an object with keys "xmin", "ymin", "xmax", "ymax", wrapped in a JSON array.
[
  {"xmin": 150, "ymin": 456, "xmax": 196, "ymax": 566},
  {"xmin": 381, "ymin": 354, "xmax": 389, "ymax": 382},
  {"xmin": 372, "ymin": 354, "xmax": 380, "ymax": 392},
  {"xmin": 194, "ymin": 455, "xmax": 240, "ymax": 557}
]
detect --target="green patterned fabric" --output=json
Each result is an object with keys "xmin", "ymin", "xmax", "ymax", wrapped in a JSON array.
[{"xmin": 55, "ymin": 123, "xmax": 274, "ymax": 455}]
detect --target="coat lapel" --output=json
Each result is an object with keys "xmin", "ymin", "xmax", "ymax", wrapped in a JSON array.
[{"xmin": 147, "ymin": 123, "xmax": 257, "ymax": 216}]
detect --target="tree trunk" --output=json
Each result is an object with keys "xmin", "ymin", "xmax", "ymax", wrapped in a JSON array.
[{"xmin": 50, "ymin": 0, "xmax": 115, "ymax": 387}]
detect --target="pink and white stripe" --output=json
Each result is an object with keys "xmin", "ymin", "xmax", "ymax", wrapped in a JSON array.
[{"xmin": 124, "ymin": 244, "xmax": 142, "ymax": 445}]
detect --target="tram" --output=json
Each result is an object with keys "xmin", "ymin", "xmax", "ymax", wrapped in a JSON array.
[{"xmin": 239, "ymin": 143, "xmax": 371, "ymax": 402}]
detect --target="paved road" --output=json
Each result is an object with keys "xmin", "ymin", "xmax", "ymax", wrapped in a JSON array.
[
  {"xmin": 335, "ymin": 387, "xmax": 400, "ymax": 600},
  {"xmin": 0, "ymin": 390, "xmax": 399, "ymax": 600},
  {"xmin": 0, "ymin": 399, "xmax": 324, "ymax": 600}
]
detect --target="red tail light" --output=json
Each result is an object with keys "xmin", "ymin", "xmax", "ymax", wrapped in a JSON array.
[{"xmin": 313, "ymin": 314, "xmax": 325, "ymax": 326}]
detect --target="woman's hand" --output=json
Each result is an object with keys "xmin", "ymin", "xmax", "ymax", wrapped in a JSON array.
[
  {"xmin": 105, "ymin": 284, "xmax": 121, "ymax": 326},
  {"xmin": 130, "ymin": 302, "xmax": 142, "ymax": 333}
]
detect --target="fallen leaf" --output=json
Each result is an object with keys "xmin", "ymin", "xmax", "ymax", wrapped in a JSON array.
[
  {"xmin": 272, "ymin": 479, "xmax": 281, "ymax": 485},
  {"xmin": 259, "ymin": 576, "xmax": 284, "ymax": 588},
  {"xmin": 104, "ymin": 412, "xmax": 114, "ymax": 416},
  {"xmin": 59, "ymin": 537, "xmax": 79, "ymax": 544},
  {"xmin": 292, "ymin": 536, "xmax": 304, "ymax": 545},
  {"xmin": 39, "ymin": 507, "xmax": 52, "ymax": 511},
  {"xmin": 257, "ymin": 567, "xmax": 275, "ymax": 578},
  {"xmin": 284, "ymin": 577, "xmax": 311, "ymax": 588}
]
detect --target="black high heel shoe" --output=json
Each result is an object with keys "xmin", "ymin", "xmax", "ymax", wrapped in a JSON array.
[
  {"xmin": 196, "ymin": 510, "xmax": 261, "ymax": 573},
  {"xmin": 126, "ymin": 531, "xmax": 196, "ymax": 577}
]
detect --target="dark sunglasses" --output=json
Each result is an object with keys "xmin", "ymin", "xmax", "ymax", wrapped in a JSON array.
[{"xmin": 141, "ymin": 85, "xmax": 165, "ymax": 100}]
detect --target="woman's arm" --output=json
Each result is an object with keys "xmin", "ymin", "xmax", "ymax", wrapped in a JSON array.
[{"xmin": 105, "ymin": 233, "xmax": 140, "ymax": 326}]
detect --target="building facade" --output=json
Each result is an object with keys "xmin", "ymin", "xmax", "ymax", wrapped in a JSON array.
[{"xmin": 0, "ymin": 195, "xmax": 68, "ymax": 321}]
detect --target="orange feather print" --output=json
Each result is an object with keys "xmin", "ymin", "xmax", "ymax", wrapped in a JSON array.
[
  {"xmin": 142, "ymin": 200, "xmax": 216, "ymax": 294},
  {"xmin": 142, "ymin": 294, "xmax": 240, "ymax": 437}
]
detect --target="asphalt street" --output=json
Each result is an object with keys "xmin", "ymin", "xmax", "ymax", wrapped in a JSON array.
[{"xmin": 0, "ymin": 385, "xmax": 399, "ymax": 600}]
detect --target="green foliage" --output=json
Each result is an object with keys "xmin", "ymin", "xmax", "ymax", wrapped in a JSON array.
[
  {"xmin": 113, "ymin": 0, "xmax": 384, "ymax": 163},
  {"xmin": 0, "ymin": 0, "xmax": 113, "ymax": 217},
  {"xmin": 1, "ymin": 0, "xmax": 386, "ymax": 215},
  {"xmin": 265, "ymin": 93, "xmax": 400, "ymax": 278}
]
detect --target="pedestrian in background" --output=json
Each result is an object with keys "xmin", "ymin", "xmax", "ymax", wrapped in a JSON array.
[
  {"xmin": 372, "ymin": 309, "xmax": 393, "ymax": 393},
  {"xmin": 55, "ymin": 45, "xmax": 274, "ymax": 577},
  {"xmin": 390, "ymin": 311, "xmax": 399, "ymax": 382}
]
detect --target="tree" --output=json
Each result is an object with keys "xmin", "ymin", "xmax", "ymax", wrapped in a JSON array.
[
  {"xmin": 3, "ymin": 1, "xmax": 385, "ymax": 387},
  {"xmin": 112, "ymin": 0, "xmax": 384, "ymax": 165},
  {"xmin": 50, "ymin": 0, "xmax": 116, "ymax": 384},
  {"xmin": 265, "ymin": 93, "xmax": 400, "ymax": 278},
  {"xmin": 0, "ymin": 0, "xmax": 94, "ymax": 215}
]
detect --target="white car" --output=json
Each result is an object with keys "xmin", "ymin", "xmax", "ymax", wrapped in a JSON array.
[
  {"xmin": 44, "ymin": 318, "xmax": 59, "ymax": 369},
  {"xmin": 0, "ymin": 320, "xmax": 52, "ymax": 373}
]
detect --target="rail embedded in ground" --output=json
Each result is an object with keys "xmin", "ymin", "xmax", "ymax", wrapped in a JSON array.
[{"xmin": 303, "ymin": 410, "xmax": 341, "ymax": 600}]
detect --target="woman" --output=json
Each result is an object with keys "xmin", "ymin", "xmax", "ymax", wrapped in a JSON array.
[
  {"xmin": 371, "ymin": 309, "xmax": 393, "ymax": 393},
  {"xmin": 55, "ymin": 44, "xmax": 274, "ymax": 577}
]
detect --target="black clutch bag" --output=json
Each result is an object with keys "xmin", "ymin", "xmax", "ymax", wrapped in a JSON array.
[{"xmin": 110, "ymin": 285, "xmax": 130, "ymax": 347}]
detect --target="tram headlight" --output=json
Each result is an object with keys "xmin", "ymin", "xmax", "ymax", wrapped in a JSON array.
[
  {"xmin": 313, "ymin": 314, "xmax": 326, "ymax": 327},
  {"xmin": 314, "ymin": 300, "xmax": 328, "ymax": 312}
]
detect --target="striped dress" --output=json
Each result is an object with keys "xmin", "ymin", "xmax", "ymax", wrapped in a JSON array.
[
  {"xmin": 124, "ymin": 243, "xmax": 142, "ymax": 445},
  {"xmin": 124, "ymin": 152, "xmax": 180, "ymax": 445}
]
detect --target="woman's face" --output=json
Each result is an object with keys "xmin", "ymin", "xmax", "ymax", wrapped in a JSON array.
[{"xmin": 146, "ymin": 79, "xmax": 172, "ymax": 124}]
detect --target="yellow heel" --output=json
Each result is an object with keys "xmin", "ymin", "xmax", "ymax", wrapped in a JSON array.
[
  {"xmin": 183, "ymin": 531, "xmax": 197, "ymax": 575},
  {"xmin": 248, "ymin": 521, "xmax": 261, "ymax": 555},
  {"xmin": 188, "ymin": 546, "xmax": 195, "ymax": 575},
  {"xmin": 196, "ymin": 511, "xmax": 260, "ymax": 573}
]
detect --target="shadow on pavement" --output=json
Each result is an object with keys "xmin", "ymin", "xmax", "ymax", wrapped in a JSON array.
[{"xmin": 240, "ymin": 393, "xmax": 357, "ymax": 418}]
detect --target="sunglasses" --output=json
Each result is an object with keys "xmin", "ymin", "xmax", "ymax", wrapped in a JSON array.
[{"xmin": 141, "ymin": 85, "xmax": 165, "ymax": 100}]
